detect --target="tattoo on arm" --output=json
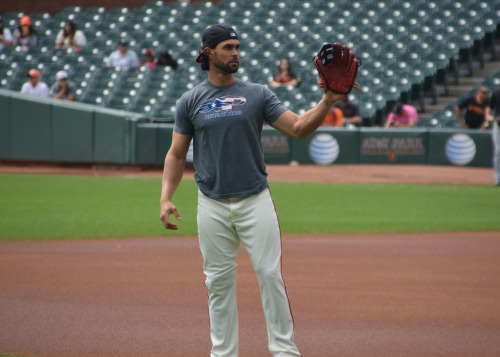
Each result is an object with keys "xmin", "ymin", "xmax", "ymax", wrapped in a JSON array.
[{"xmin": 322, "ymin": 98, "xmax": 333, "ymax": 108}]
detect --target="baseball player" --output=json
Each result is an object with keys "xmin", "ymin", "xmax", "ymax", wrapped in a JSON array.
[
  {"xmin": 486, "ymin": 89, "xmax": 500, "ymax": 185},
  {"xmin": 159, "ymin": 24, "xmax": 360, "ymax": 356}
]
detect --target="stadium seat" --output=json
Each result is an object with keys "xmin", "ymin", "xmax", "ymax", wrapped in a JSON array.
[{"xmin": 54, "ymin": 6, "xmax": 83, "ymax": 21}]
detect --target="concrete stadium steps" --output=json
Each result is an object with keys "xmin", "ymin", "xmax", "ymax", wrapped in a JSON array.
[{"xmin": 417, "ymin": 41, "xmax": 500, "ymax": 121}]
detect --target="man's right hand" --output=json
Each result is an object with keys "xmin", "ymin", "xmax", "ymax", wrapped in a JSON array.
[{"xmin": 160, "ymin": 201, "xmax": 182, "ymax": 230}]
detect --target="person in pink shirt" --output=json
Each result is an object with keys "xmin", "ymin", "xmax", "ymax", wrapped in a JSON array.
[{"xmin": 384, "ymin": 103, "xmax": 419, "ymax": 128}]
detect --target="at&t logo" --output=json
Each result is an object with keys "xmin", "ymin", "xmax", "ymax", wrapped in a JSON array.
[
  {"xmin": 309, "ymin": 134, "xmax": 340, "ymax": 165},
  {"xmin": 445, "ymin": 134, "xmax": 476, "ymax": 166}
]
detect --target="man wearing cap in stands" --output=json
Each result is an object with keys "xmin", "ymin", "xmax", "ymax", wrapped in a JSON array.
[
  {"xmin": 106, "ymin": 39, "xmax": 140, "ymax": 71},
  {"xmin": 50, "ymin": 70, "xmax": 76, "ymax": 101},
  {"xmin": 20, "ymin": 69, "xmax": 49, "ymax": 98}
]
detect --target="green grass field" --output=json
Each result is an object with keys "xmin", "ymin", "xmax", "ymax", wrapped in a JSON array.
[{"xmin": 0, "ymin": 173, "xmax": 499, "ymax": 242}]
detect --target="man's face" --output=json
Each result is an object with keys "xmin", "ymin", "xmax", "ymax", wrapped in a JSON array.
[
  {"xmin": 477, "ymin": 87, "xmax": 489, "ymax": 103},
  {"xmin": 118, "ymin": 44, "xmax": 128, "ymax": 54},
  {"xmin": 210, "ymin": 39, "xmax": 240, "ymax": 74},
  {"xmin": 58, "ymin": 78, "xmax": 68, "ymax": 87}
]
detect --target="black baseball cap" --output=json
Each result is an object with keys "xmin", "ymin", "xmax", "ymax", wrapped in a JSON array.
[{"xmin": 195, "ymin": 24, "xmax": 238, "ymax": 63}]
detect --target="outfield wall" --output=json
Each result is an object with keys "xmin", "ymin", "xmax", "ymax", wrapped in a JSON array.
[
  {"xmin": 0, "ymin": 89, "xmax": 146, "ymax": 164},
  {"xmin": 0, "ymin": 89, "xmax": 493, "ymax": 168}
]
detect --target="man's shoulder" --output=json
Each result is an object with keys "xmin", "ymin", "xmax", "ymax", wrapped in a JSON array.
[
  {"xmin": 37, "ymin": 82, "xmax": 50, "ymax": 93},
  {"xmin": 235, "ymin": 78, "xmax": 266, "ymax": 90},
  {"xmin": 176, "ymin": 80, "xmax": 209, "ymax": 109},
  {"xmin": 458, "ymin": 96, "xmax": 474, "ymax": 105},
  {"xmin": 182, "ymin": 80, "xmax": 209, "ymax": 96},
  {"xmin": 235, "ymin": 79, "xmax": 273, "ymax": 99}
]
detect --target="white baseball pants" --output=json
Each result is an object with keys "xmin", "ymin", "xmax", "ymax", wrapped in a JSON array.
[
  {"xmin": 197, "ymin": 188, "xmax": 301, "ymax": 357},
  {"xmin": 493, "ymin": 120, "xmax": 500, "ymax": 185}
]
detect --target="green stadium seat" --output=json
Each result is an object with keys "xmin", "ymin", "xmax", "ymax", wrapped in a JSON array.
[{"xmin": 54, "ymin": 6, "xmax": 83, "ymax": 21}]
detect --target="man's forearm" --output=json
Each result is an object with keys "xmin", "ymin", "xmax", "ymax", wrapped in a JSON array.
[
  {"xmin": 296, "ymin": 92, "xmax": 344, "ymax": 138},
  {"xmin": 160, "ymin": 151, "xmax": 186, "ymax": 204}
]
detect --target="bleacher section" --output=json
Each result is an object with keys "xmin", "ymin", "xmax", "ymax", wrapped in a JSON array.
[{"xmin": 1, "ymin": 0, "xmax": 500, "ymax": 125}]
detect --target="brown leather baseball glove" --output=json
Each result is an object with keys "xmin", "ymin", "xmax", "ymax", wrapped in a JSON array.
[{"xmin": 313, "ymin": 43, "xmax": 362, "ymax": 94}]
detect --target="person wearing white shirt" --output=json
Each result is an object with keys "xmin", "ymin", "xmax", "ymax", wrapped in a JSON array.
[
  {"xmin": 106, "ymin": 40, "xmax": 140, "ymax": 71},
  {"xmin": 55, "ymin": 20, "xmax": 87, "ymax": 54},
  {"xmin": 21, "ymin": 69, "xmax": 50, "ymax": 98},
  {"xmin": 0, "ymin": 16, "xmax": 13, "ymax": 51}
]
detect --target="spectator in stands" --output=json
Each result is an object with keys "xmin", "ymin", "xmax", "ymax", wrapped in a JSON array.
[
  {"xmin": 140, "ymin": 48, "xmax": 157, "ymax": 71},
  {"xmin": 0, "ymin": 16, "xmax": 14, "ymax": 51},
  {"xmin": 55, "ymin": 20, "xmax": 87, "ymax": 54},
  {"xmin": 50, "ymin": 70, "xmax": 76, "ymax": 101},
  {"xmin": 21, "ymin": 69, "xmax": 49, "ymax": 97},
  {"xmin": 106, "ymin": 39, "xmax": 140, "ymax": 71},
  {"xmin": 270, "ymin": 57, "xmax": 299, "ymax": 88},
  {"xmin": 13, "ymin": 15, "xmax": 38, "ymax": 51},
  {"xmin": 335, "ymin": 98, "xmax": 363, "ymax": 127},
  {"xmin": 454, "ymin": 86, "xmax": 490, "ymax": 129},
  {"xmin": 157, "ymin": 50, "xmax": 179, "ymax": 70},
  {"xmin": 486, "ymin": 90, "xmax": 500, "ymax": 185},
  {"xmin": 322, "ymin": 106, "xmax": 344, "ymax": 127},
  {"xmin": 384, "ymin": 103, "xmax": 419, "ymax": 128}
]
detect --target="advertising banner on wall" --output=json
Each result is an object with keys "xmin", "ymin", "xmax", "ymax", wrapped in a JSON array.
[
  {"xmin": 428, "ymin": 129, "xmax": 493, "ymax": 167},
  {"xmin": 359, "ymin": 128, "xmax": 429, "ymax": 164}
]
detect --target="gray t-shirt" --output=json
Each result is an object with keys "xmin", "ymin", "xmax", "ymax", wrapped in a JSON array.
[{"xmin": 174, "ymin": 78, "xmax": 286, "ymax": 199}]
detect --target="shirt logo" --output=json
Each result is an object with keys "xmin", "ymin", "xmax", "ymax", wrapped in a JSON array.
[{"xmin": 197, "ymin": 96, "xmax": 247, "ymax": 113}]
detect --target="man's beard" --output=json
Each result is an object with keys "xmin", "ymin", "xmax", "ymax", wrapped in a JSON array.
[{"xmin": 213, "ymin": 57, "xmax": 239, "ymax": 74}]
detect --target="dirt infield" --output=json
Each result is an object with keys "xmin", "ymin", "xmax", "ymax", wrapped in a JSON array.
[
  {"xmin": 0, "ymin": 161, "xmax": 495, "ymax": 185},
  {"xmin": 0, "ymin": 163, "xmax": 498, "ymax": 357},
  {"xmin": 1, "ymin": 233, "xmax": 499, "ymax": 357}
]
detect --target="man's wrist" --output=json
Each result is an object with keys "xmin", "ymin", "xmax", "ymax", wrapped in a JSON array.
[{"xmin": 324, "ymin": 91, "xmax": 345, "ymax": 103}]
